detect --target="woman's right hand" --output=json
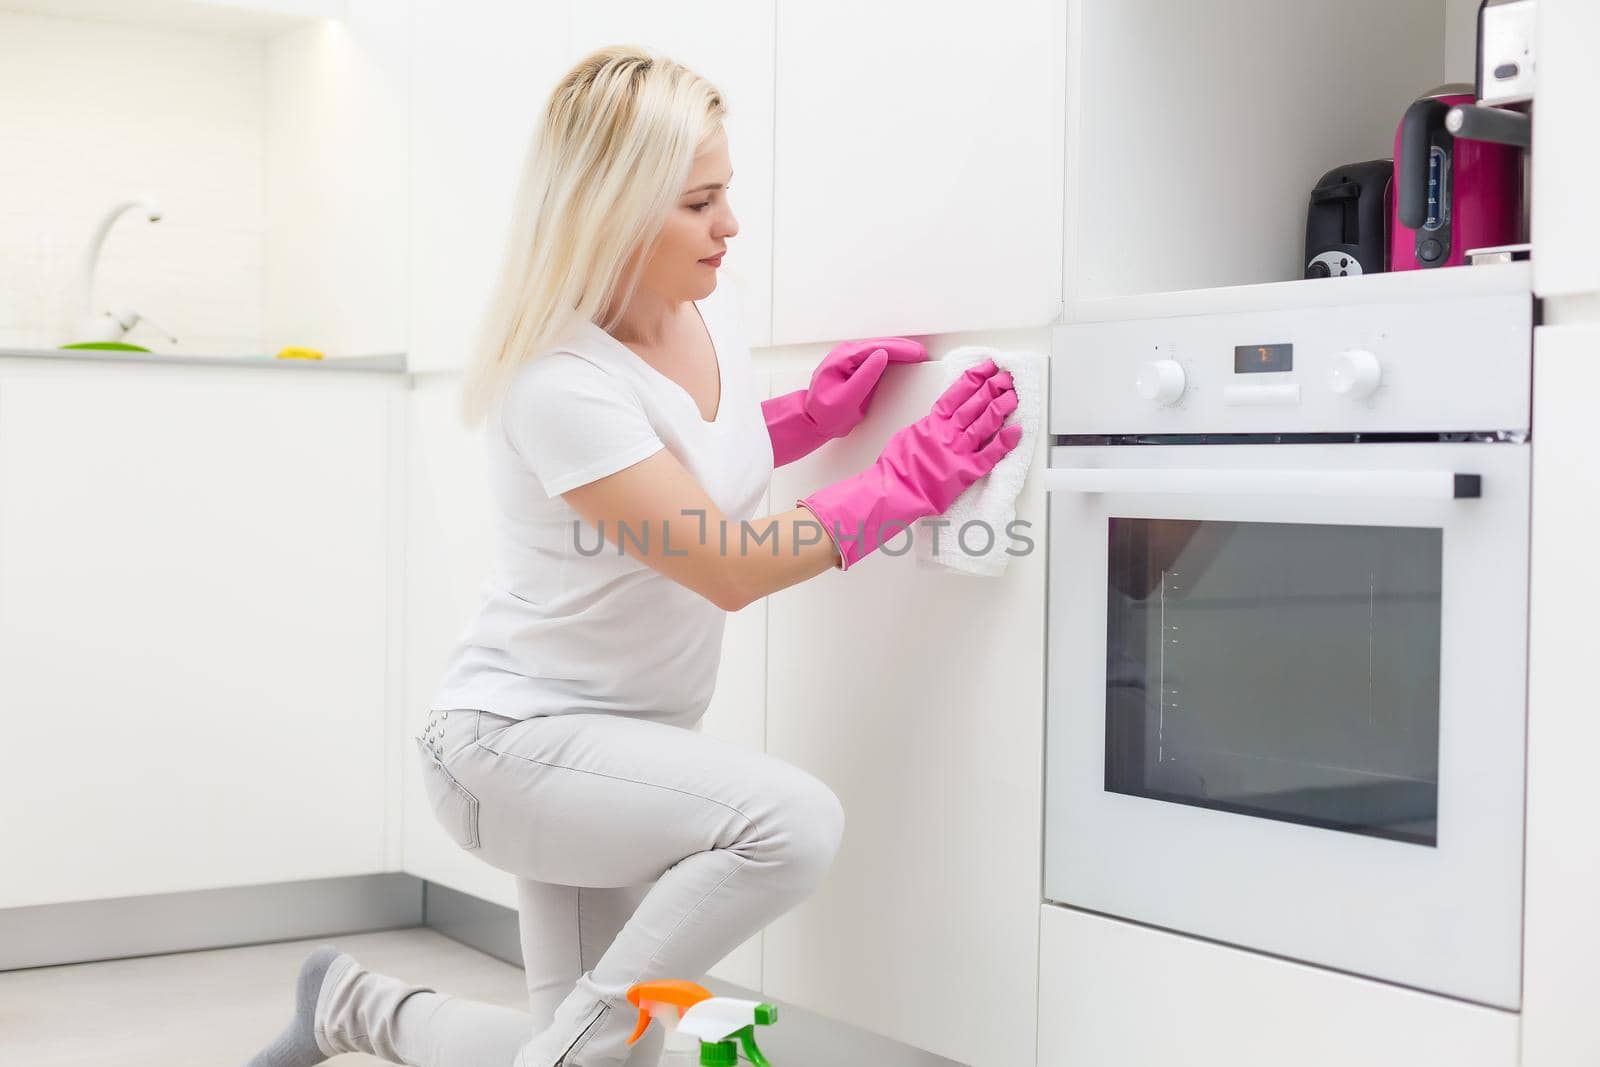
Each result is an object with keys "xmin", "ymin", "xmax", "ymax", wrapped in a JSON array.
[
  {"xmin": 796, "ymin": 358, "xmax": 1023, "ymax": 571},
  {"xmin": 878, "ymin": 357, "xmax": 1021, "ymax": 515}
]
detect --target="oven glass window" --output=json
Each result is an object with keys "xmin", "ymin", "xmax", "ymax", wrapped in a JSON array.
[{"xmin": 1105, "ymin": 518, "xmax": 1442, "ymax": 846}]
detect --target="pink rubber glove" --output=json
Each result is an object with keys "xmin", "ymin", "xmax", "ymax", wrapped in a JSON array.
[
  {"xmin": 762, "ymin": 337, "xmax": 928, "ymax": 467},
  {"xmin": 796, "ymin": 358, "xmax": 1022, "ymax": 571}
]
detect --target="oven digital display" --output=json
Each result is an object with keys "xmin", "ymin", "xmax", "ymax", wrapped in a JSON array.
[{"xmin": 1234, "ymin": 343, "xmax": 1293, "ymax": 373}]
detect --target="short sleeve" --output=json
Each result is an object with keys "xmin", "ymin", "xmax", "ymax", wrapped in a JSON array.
[{"xmin": 502, "ymin": 353, "xmax": 665, "ymax": 497}]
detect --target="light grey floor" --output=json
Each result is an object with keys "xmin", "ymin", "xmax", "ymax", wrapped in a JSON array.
[{"xmin": 0, "ymin": 925, "xmax": 962, "ymax": 1066}]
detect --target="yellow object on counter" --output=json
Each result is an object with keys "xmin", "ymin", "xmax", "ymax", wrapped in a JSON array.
[{"xmin": 275, "ymin": 346, "xmax": 325, "ymax": 360}]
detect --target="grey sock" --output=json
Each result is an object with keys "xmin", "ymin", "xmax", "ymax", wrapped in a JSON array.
[{"xmin": 245, "ymin": 944, "xmax": 348, "ymax": 1067}]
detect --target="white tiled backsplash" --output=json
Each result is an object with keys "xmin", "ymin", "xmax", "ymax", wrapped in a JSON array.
[{"xmin": 0, "ymin": 12, "xmax": 267, "ymax": 354}]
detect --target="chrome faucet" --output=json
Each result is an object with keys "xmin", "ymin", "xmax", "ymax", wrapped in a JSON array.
[{"xmin": 72, "ymin": 197, "xmax": 179, "ymax": 348}]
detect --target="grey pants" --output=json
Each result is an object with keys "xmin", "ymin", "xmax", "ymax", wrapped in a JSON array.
[{"xmin": 314, "ymin": 708, "xmax": 846, "ymax": 1066}]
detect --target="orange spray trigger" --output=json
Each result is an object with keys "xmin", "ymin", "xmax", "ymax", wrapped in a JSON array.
[{"xmin": 624, "ymin": 979, "xmax": 713, "ymax": 1044}]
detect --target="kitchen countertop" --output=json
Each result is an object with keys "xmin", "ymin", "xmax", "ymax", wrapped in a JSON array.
[{"xmin": 0, "ymin": 348, "xmax": 407, "ymax": 374}]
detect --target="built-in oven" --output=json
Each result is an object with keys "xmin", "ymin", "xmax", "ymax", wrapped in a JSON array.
[{"xmin": 1041, "ymin": 279, "xmax": 1532, "ymax": 1010}]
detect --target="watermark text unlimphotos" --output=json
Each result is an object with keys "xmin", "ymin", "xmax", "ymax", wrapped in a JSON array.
[{"xmin": 569, "ymin": 509, "xmax": 1036, "ymax": 560}]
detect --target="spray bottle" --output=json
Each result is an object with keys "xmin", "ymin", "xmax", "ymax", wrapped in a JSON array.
[
  {"xmin": 626, "ymin": 980, "xmax": 779, "ymax": 1066},
  {"xmin": 625, "ymin": 980, "xmax": 714, "ymax": 1045}
]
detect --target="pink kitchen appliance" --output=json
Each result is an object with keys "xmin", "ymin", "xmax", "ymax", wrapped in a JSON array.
[{"xmin": 1391, "ymin": 86, "xmax": 1524, "ymax": 270}]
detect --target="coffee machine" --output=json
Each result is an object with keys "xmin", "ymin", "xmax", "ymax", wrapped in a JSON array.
[
  {"xmin": 1390, "ymin": 1, "xmax": 1535, "ymax": 270},
  {"xmin": 1390, "ymin": 85, "xmax": 1523, "ymax": 270}
]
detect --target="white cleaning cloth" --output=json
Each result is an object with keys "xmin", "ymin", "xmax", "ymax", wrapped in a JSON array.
[{"xmin": 912, "ymin": 346, "xmax": 1044, "ymax": 578}]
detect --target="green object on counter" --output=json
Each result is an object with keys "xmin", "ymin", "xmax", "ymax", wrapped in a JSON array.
[
  {"xmin": 700, "ymin": 1006, "xmax": 776, "ymax": 1066},
  {"xmin": 58, "ymin": 341, "xmax": 152, "ymax": 352}
]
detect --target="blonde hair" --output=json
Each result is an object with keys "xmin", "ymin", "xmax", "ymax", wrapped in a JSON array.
[{"xmin": 459, "ymin": 45, "xmax": 728, "ymax": 429}]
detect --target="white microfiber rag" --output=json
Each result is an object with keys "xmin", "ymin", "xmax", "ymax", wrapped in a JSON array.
[{"xmin": 912, "ymin": 346, "xmax": 1044, "ymax": 577}]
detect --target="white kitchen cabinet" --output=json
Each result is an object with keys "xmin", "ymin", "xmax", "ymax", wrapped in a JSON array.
[
  {"xmin": 682, "ymin": 505, "xmax": 770, "ymax": 987},
  {"xmin": 769, "ymin": 0, "xmax": 1064, "ymax": 345},
  {"xmin": 0, "ymin": 362, "xmax": 398, "ymax": 910},
  {"xmin": 1037, "ymin": 905, "xmax": 1520, "ymax": 1067},
  {"xmin": 399, "ymin": 374, "xmax": 766, "ymax": 989},
  {"xmin": 1521, "ymin": 324, "xmax": 1600, "ymax": 1067},
  {"xmin": 689, "ymin": 368, "xmax": 773, "ymax": 990},
  {"xmin": 400, "ymin": 377, "xmax": 506, "ymax": 905},
  {"xmin": 762, "ymin": 358, "xmax": 1048, "ymax": 1066},
  {"xmin": 1532, "ymin": 0, "xmax": 1600, "ymax": 300}
]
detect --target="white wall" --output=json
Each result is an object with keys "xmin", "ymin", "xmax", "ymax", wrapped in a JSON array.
[
  {"xmin": 1444, "ymin": 0, "xmax": 1483, "ymax": 85},
  {"xmin": 0, "ymin": 11, "xmax": 267, "ymax": 353},
  {"xmin": 0, "ymin": 5, "xmax": 406, "ymax": 359},
  {"xmin": 1066, "ymin": 0, "xmax": 1451, "ymax": 306},
  {"xmin": 264, "ymin": 3, "xmax": 409, "ymax": 360}
]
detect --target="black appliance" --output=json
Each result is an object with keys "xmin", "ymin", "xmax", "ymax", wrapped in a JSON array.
[{"xmin": 1304, "ymin": 159, "xmax": 1392, "ymax": 278}]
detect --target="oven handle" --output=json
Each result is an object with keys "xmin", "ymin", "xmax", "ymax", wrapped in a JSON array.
[{"xmin": 1042, "ymin": 467, "xmax": 1482, "ymax": 499}]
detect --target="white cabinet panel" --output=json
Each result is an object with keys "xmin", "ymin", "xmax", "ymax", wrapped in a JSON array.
[
  {"xmin": 408, "ymin": 2, "xmax": 572, "ymax": 374},
  {"xmin": 568, "ymin": 0, "xmax": 777, "ymax": 350},
  {"xmin": 0, "ymin": 366, "xmax": 395, "ymax": 909},
  {"xmin": 1038, "ymin": 906, "xmax": 1520, "ymax": 1067},
  {"xmin": 1532, "ymin": 0, "xmax": 1600, "ymax": 299},
  {"xmin": 762, "ymin": 359, "xmax": 1048, "ymax": 1066},
  {"xmin": 1522, "ymin": 324, "xmax": 1600, "ymax": 1067},
  {"xmin": 694, "ymin": 590, "xmax": 765, "ymax": 992},
  {"xmin": 693, "ymin": 373, "xmax": 773, "ymax": 990},
  {"xmin": 771, "ymin": 0, "xmax": 1064, "ymax": 344},
  {"xmin": 400, "ymin": 376, "xmax": 508, "ymax": 907}
]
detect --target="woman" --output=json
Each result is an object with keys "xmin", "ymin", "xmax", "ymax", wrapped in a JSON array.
[{"xmin": 247, "ymin": 44, "xmax": 1019, "ymax": 1067}]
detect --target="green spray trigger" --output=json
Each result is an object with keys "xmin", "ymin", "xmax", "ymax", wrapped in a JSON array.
[
  {"xmin": 736, "ymin": 1002, "xmax": 779, "ymax": 1065},
  {"xmin": 676, "ymin": 996, "xmax": 778, "ymax": 1066}
]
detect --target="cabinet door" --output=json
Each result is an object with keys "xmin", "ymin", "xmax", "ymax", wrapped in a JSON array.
[
  {"xmin": 1532, "ymin": 0, "xmax": 1600, "ymax": 299},
  {"xmin": 401, "ymin": 378, "xmax": 508, "ymax": 905},
  {"xmin": 683, "ymin": 365, "xmax": 779, "ymax": 991},
  {"xmin": 568, "ymin": 0, "xmax": 777, "ymax": 350},
  {"xmin": 1522, "ymin": 324, "xmax": 1600, "ymax": 1067},
  {"xmin": 408, "ymin": 2, "xmax": 572, "ymax": 374},
  {"xmin": 770, "ymin": 0, "xmax": 1064, "ymax": 345},
  {"xmin": 696, "ymin": 473, "xmax": 769, "ymax": 991},
  {"xmin": 0, "ymin": 367, "xmax": 395, "ymax": 909},
  {"xmin": 762, "ymin": 360, "xmax": 1048, "ymax": 1065},
  {"xmin": 1037, "ymin": 906, "xmax": 1520, "ymax": 1067}
]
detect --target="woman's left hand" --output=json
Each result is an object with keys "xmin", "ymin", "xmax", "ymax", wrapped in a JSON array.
[
  {"xmin": 762, "ymin": 337, "xmax": 928, "ymax": 467},
  {"xmin": 803, "ymin": 337, "xmax": 929, "ymax": 438}
]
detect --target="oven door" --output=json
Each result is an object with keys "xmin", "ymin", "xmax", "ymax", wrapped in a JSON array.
[{"xmin": 1042, "ymin": 440, "xmax": 1529, "ymax": 1009}]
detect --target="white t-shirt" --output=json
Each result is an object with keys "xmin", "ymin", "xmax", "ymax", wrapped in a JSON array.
[{"xmin": 429, "ymin": 281, "xmax": 774, "ymax": 729}]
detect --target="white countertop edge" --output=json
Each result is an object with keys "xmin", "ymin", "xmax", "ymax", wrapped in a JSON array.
[
  {"xmin": 0, "ymin": 348, "xmax": 407, "ymax": 374},
  {"xmin": 1064, "ymin": 261, "xmax": 1534, "ymax": 324}
]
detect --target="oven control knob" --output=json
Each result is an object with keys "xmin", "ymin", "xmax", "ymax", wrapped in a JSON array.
[
  {"xmin": 1328, "ymin": 349, "xmax": 1382, "ymax": 399},
  {"xmin": 1135, "ymin": 359, "xmax": 1187, "ymax": 405}
]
